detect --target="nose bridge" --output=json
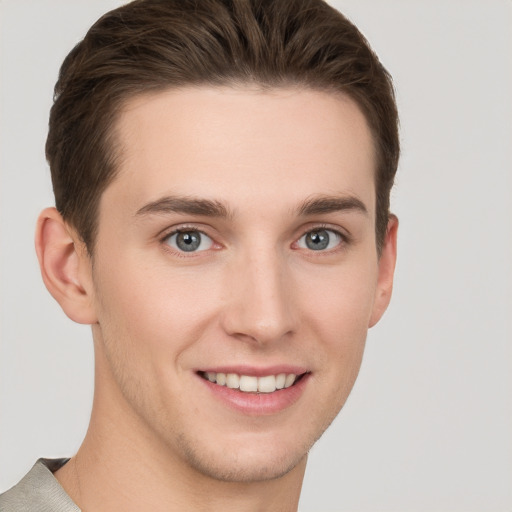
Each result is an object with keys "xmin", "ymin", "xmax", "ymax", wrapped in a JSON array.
[{"xmin": 222, "ymin": 242, "xmax": 295, "ymax": 344}]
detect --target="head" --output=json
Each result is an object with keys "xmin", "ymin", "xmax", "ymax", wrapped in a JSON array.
[
  {"xmin": 46, "ymin": 0, "xmax": 399, "ymax": 256},
  {"xmin": 37, "ymin": 0, "xmax": 399, "ymax": 489}
]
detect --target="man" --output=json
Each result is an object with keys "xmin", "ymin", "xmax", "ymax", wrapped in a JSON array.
[{"xmin": 0, "ymin": 0, "xmax": 399, "ymax": 510}]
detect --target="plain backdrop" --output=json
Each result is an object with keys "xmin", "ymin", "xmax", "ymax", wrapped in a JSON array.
[{"xmin": 1, "ymin": 1, "xmax": 511, "ymax": 510}]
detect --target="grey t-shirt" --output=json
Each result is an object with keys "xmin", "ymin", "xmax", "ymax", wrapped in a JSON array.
[{"xmin": 0, "ymin": 459, "xmax": 79, "ymax": 511}]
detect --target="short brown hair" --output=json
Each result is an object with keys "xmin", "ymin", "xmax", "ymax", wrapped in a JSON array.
[{"xmin": 46, "ymin": 0, "xmax": 399, "ymax": 253}]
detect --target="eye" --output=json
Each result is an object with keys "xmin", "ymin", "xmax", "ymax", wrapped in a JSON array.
[
  {"xmin": 165, "ymin": 230, "xmax": 214, "ymax": 253},
  {"xmin": 297, "ymin": 228, "xmax": 343, "ymax": 251}
]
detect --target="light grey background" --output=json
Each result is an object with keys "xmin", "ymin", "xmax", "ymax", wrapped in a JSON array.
[{"xmin": 1, "ymin": 1, "xmax": 511, "ymax": 510}]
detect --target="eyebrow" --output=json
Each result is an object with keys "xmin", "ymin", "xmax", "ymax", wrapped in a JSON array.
[
  {"xmin": 135, "ymin": 193, "xmax": 368, "ymax": 219},
  {"xmin": 136, "ymin": 196, "xmax": 232, "ymax": 219},
  {"xmin": 296, "ymin": 195, "xmax": 368, "ymax": 216}
]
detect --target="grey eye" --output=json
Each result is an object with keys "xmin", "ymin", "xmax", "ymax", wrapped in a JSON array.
[
  {"xmin": 297, "ymin": 229, "xmax": 342, "ymax": 251},
  {"xmin": 166, "ymin": 230, "xmax": 214, "ymax": 252}
]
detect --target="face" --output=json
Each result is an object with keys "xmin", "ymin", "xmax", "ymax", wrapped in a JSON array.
[{"xmin": 83, "ymin": 86, "xmax": 395, "ymax": 483}]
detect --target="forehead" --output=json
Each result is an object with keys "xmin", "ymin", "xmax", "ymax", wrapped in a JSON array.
[{"xmin": 105, "ymin": 86, "xmax": 376, "ymax": 218}]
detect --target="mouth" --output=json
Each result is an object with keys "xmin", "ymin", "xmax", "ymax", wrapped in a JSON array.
[{"xmin": 198, "ymin": 371, "xmax": 307, "ymax": 394}]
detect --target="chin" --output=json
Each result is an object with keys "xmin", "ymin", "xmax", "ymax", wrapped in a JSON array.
[{"xmin": 173, "ymin": 431, "xmax": 311, "ymax": 483}]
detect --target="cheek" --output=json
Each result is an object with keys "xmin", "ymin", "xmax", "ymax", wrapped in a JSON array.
[
  {"xmin": 92, "ymin": 253, "xmax": 222, "ymax": 360},
  {"xmin": 304, "ymin": 260, "xmax": 378, "ymax": 339},
  {"xmin": 90, "ymin": 255, "xmax": 217, "ymax": 420},
  {"xmin": 301, "ymin": 260, "xmax": 378, "ymax": 395}
]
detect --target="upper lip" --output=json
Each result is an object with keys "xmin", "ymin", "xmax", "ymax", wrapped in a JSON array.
[{"xmin": 196, "ymin": 365, "xmax": 309, "ymax": 377}]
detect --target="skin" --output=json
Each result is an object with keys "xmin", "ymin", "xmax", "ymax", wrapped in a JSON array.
[{"xmin": 36, "ymin": 86, "xmax": 398, "ymax": 512}]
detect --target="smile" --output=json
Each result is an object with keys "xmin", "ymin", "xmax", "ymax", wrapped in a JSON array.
[{"xmin": 200, "ymin": 371, "xmax": 302, "ymax": 393}]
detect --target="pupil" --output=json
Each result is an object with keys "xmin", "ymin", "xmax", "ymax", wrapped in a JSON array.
[
  {"xmin": 177, "ymin": 231, "xmax": 200, "ymax": 252},
  {"xmin": 306, "ymin": 230, "xmax": 329, "ymax": 250}
]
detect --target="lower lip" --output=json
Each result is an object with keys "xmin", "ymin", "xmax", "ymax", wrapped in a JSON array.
[{"xmin": 199, "ymin": 374, "xmax": 310, "ymax": 416}]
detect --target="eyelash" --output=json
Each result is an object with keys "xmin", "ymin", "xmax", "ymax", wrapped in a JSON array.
[{"xmin": 159, "ymin": 224, "xmax": 349, "ymax": 256}]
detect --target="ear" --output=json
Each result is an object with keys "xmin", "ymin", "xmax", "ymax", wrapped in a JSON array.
[
  {"xmin": 35, "ymin": 207, "xmax": 98, "ymax": 324},
  {"xmin": 369, "ymin": 215, "xmax": 398, "ymax": 328}
]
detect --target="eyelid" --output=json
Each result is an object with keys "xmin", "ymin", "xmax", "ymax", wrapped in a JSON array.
[
  {"xmin": 302, "ymin": 222, "xmax": 350, "ymax": 239},
  {"xmin": 158, "ymin": 222, "xmax": 216, "ymax": 241}
]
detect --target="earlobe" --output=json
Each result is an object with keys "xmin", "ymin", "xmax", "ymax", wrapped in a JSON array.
[
  {"xmin": 369, "ymin": 215, "xmax": 398, "ymax": 328},
  {"xmin": 35, "ymin": 207, "xmax": 98, "ymax": 325}
]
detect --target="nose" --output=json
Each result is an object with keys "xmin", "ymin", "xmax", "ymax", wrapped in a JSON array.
[{"xmin": 220, "ymin": 247, "xmax": 297, "ymax": 346}]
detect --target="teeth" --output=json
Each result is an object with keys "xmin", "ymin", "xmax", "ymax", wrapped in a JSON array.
[
  {"xmin": 276, "ymin": 373, "xmax": 286, "ymax": 389},
  {"xmin": 258, "ymin": 375, "xmax": 276, "ymax": 393},
  {"xmin": 284, "ymin": 374, "xmax": 296, "ymax": 388},
  {"xmin": 204, "ymin": 372, "xmax": 299, "ymax": 393},
  {"xmin": 239, "ymin": 375, "xmax": 258, "ymax": 392},
  {"xmin": 226, "ymin": 373, "xmax": 240, "ymax": 389}
]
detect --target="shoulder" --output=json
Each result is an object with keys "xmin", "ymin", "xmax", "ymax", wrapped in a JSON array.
[{"xmin": 0, "ymin": 459, "xmax": 80, "ymax": 512}]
